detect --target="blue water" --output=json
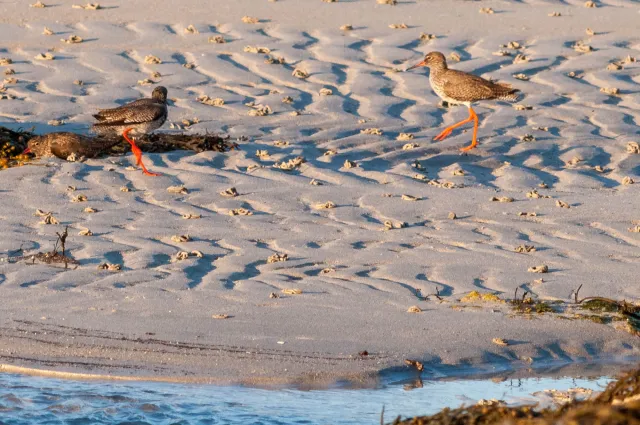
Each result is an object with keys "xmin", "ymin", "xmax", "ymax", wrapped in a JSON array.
[{"xmin": 0, "ymin": 373, "xmax": 612, "ymax": 425}]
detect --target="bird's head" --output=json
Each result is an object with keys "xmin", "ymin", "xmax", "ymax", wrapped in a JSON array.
[
  {"xmin": 23, "ymin": 137, "xmax": 48, "ymax": 156},
  {"xmin": 152, "ymin": 86, "xmax": 168, "ymax": 103},
  {"xmin": 407, "ymin": 51, "xmax": 447, "ymax": 71}
]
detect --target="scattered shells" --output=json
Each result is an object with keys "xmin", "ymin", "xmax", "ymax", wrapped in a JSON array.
[
  {"xmin": 520, "ymin": 134, "xmax": 536, "ymax": 142},
  {"xmin": 274, "ymin": 156, "xmax": 306, "ymax": 171},
  {"xmin": 98, "ymin": 263, "xmax": 121, "ymax": 271},
  {"xmin": 265, "ymin": 55, "xmax": 286, "ymax": 65},
  {"xmin": 315, "ymin": 201, "xmax": 336, "ymax": 209},
  {"xmin": 197, "ymin": 95, "xmax": 225, "ymax": 107},
  {"xmin": 479, "ymin": 7, "xmax": 494, "ymax": 14},
  {"xmin": 184, "ymin": 25, "xmax": 198, "ymax": 34},
  {"xmin": 241, "ymin": 16, "xmax": 260, "ymax": 24},
  {"xmin": 490, "ymin": 196, "xmax": 514, "ymax": 203},
  {"xmin": 144, "ymin": 55, "xmax": 162, "ymax": 64},
  {"xmin": 628, "ymin": 226, "xmax": 640, "ymax": 233},
  {"xmin": 586, "ymin": 28, "xmax": 596, "ymax": 36},
  {"xmin": 514, "ymin": 104, "xmax": 532, "ymax": 111},
  {"xmin": 282, "ymin": 96, "xmax": 294, "ymax": 104},
  {"xmin": 518, "ymin": 212, "xmax": 537, "ymax": 217},
  {"xmin": 404, "ymin": 359, "xmax": 424, "ymax": 371},
  {"xmin": 34, "ymin": 209, "xmax": 51, "ymax": 217},
  {"xmin": 220, "ymin": 187, "xmax": 239, "ymax": 197},
  {"xmin": 171, "ymin": 234, "xmax": 192, "ymax": 243},
  {"xmin": 584, "ymin": 0, "xmax": 597, "ymax": 7},
  {"xmin": 61, "ymin": 35, "xmax": 83, "ymax": 44},
  {"xmin": 48, "ymin": 119, "xmax": 64, "ymax": 126},
  {"xmin": 78, "ymin": 228, "xmax": 93, "ymax": 236},
  {"xmin": 361, "ymin": 128, "xmax": 382, "ymax": 135},
  {"xmin": 556, "ymin": 200, "xmax": 570, "ymax": 209},
  {"xmin": 248, "ymin": 104, "xmax": 272, "ymax": 116},
  {"xmin": 513, "ymin": 73, "xmax": 529, "ymax": 81},
  {"xmin": 449, "ymin": 52, "xmax": 461, "ymax": 62},
  {"xmin": 548, "ymin": 12, "xmax": 561, "ymax": 17},
  {"xmin": 269, "ymin": 292, "xmax": 279, "ymax": 298},
  {"xmin": 383, "ymin": 220, "xmax": 406, "ymax": 230},
  {"xmin": 244, "ymin": 45, "xmax": 270, "ymax": 54},
  {"xmin": 41, "ymin": 214, "xmax": 59, "ymax": 225},
  {"xmin": 401, "ymin": 194, "xmax": 419, "ymax": 201},
  {"xmin": 268, "ymin": 253, "xmax": 288, "ymax": 263},
  {"xmin": 71, "ymin": 195, "xmax": 87, "ymax": 203},
  {"xmin": 229, "ymin": 208, "xmax": 253, "ymax": 216},
  {"xmin": 343, "ymin": 160, "xmax": 357, "ymax": 169},
  {"xmin": 527, "ymin": 190, "xmax": 549, "ymax": 199},
  {"xmin": 319, "ymin": 87, "xmax": 333, "ymax": 96},
  {"xmin": 72, "ymin": 3, "xmax": 101, "ymax": 10},
  {"xmin": 573, "ymin": 41, "xmax": 592, "ymax": 53},
  {"xmin": 389, "ymin": 23, "xmax": 408, "ymax": 29},
  {"xmin": 209, "ymin": 36, "xmax": 226, "ymax": 44},
  {"xmin": 212, "ymin": 314, "xmax": 230, "ymax": 319},
  {"xmin": 448, "ymin": 212, "xmax": 457, "ymax": 220},
  {"xmin": 493, "ymin": 50, "xmax": 511, "ymax": 57},
  {"xmin": 403, "ymin": 143, "xmax": 419, "ymax": 150},
  {"xmin": 600, "ymin": 87, "xmax": 619, "ymax": 95},
  {"xmin": 310, "ymin": 179, "xmax": 322, "ymax": 186},
  {"xmin": 515, "ymin": 245, "xmax": 536, "ymax": 253},
  {"xmin": 175, "ymin": 251, "xmax": 190, "ymax": 261},
  {"xmin": 183, "ymin": 62, "xmax": 196, "ymax": 69},
  {"xmin": 397, "ymin": 133, "xmax": 414, "ymax": 141},
  {"xmin": 492, "ymin": 338, "xmax": 509, "ymax": 347},
  {"xmin": 167, "ymin": 185, "xmax": 189, "ymax": 195},
  {"xmin": 282, "ymin": 288, "xmax": 302, "ymax": 295},
  {"xmin": 420, "ymin": 33, "xmax": 436, "ymax": 41},
  {"xmin": 622, "ymin": 176, "xmax": 635, "ymax": 185},
  {"xmin": 340, "ymin": 24, "xmax": 353, "ymax": 31},
  {"xmin": 191, "ymin": 250, "xmax": 203, "ymax": 258},
  {"xmin": 30, "ymin": 1, "xmax": 46, "ymax": 7},
  {"xmin": 452, "ymin": 169, "xmax": 465, "ymax": 176},
  {"xmin": 182, "ymin": 213, "xmax": 201, "ymax": 220},
  {"xmin": 377, "ymin": 0, "xmax": 397, "ymax": 4},
  {"xmin": 407, "ymin": 306, "xmax": 422, "ymax": 313},
  {"xmin": 0, "ymin": 58, "xmax": 12, "ymax": 66},
  {"xmin": 607, "ymin": 63, "xmax": 622, "ymax": 71},
  {"xmin": 292, "ymin": 69, "xmax": 309, "ymax": 79},
  {"xmin": 513, "ymin": 54, "xmax": 529, "ymax": 64},
  {"xmin": 35, "ymin": 53, "xmax": 55, "ymax": 61},
  {"xmin": 626, "ymin": 142, "xmax": 640, "ymax": 154},
  {"xmin": 83, "ymin": 207, "xmax": 97, "ymax": 213},
  {"xmin": 528, "ymin": 265, "xmax": 549, "ymax": 273},
  {"xmin": 137, "ymin": 78, "xmax": 155, "ymax": 86},
  {"xmin": 73, "ymin": 80, "xmax": 83, "ymax": 85}
]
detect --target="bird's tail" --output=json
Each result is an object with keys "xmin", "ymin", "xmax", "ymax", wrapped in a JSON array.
[{"xmin": 495, "ymin": 83, "xmax": 521, "ymax": 102}]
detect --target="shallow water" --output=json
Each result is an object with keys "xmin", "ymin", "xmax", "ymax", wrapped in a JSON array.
[{"xmin": 0, "ymin": 372, "xmax": 613, "ymax": 425}]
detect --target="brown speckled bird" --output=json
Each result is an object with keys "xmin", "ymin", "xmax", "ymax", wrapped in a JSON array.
[
  {"xmin": 91, "ymin": 86, "xmax": 168, "ymax": 176},
  {"xmin": 24, "ymin": 133, "xmax": 122, "ymax": 159},
  {"xmin": 407, "ymin": 52, "xmax": 520, "ymax": 151}
]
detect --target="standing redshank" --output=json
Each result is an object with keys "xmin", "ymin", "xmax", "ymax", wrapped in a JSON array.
[
  {"xmin": 407, "ymin": 52, "xmax": 519, "ymax": 151},
  {"xmin": 91, "ymin": 86, "xmax": 168, "ymax": 176}
]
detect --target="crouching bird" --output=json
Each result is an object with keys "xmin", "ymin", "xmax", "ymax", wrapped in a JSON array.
[
  {"xmin": 407, "ymin": 52, "xmax": 519, "ymax": 151},
  {"xmin": 91, "ymin": 86, "xmax": 168, "ymax": 175}
]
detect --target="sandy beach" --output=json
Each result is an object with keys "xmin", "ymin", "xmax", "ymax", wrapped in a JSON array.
[{"xmin": 1, "ymin": 0, "xmax": 640, "ymax": 386}]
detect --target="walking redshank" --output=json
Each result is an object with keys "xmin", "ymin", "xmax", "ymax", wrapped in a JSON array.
[
  {"xmin": 91, "ymin": 86, "xmax": 168, "ymax": 176},
  {"xmin": 24, "ymin": 132, "xmax": 121, "ymax": 159},
  {"xmin": 407, "ymin": 52, "xmax": 519, "ymax": 151}
]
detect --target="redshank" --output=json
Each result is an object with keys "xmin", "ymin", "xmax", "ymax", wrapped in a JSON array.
[
  {"xmin": 91, "ymin": 86, "xmax": 168, "ymax": 176},
  {"xmin": 24, "ymin": 132, "xmax": 121, "ymax": 159},
  {"xmin": 407, "ymin": 52, "xmax": 519, "ymax": 151}
]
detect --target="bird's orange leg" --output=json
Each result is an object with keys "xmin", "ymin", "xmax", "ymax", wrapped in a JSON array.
[
  {"xmin": 122, "ymin": 128, "xmax": 161, "ymax": 177},
  {"xmin": 460, "ymin": 107, "xmax": 479, "ymax": 152},
  {"xmin": 433, "ymin": 108, "xmax": 475, "ymax": 142}
]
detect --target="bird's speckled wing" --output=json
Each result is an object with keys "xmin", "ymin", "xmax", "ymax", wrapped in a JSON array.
[
  {"xmin": 441, "ymin": 70, "xmax": 507, "ymax": 102},
  {"xmin": 92, "ymin": 102, "xmax": 166, "ymax": 126}
]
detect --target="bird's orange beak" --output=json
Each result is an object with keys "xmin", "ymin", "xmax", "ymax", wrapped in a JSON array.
[
  {"xmin": 407, "ymin": 60, "xmax": 427, "ymax": 71},
  {"xmin": 22, "ymin": 147, "xmax": 31, "ymax": 154}
]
